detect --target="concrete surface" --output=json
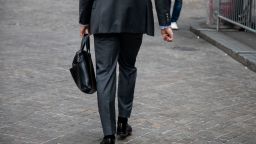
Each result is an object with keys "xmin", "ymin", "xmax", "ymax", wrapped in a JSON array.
[
  {"xmin": 190, "ymin": 20, "xmax": 256, "ymax": 73},
  {"xmin": 1, "ymin": 0, "xmax": 256, "ymax": 144}
]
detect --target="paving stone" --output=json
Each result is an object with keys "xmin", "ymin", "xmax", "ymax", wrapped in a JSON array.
[
  {"xmin": 0, "ymin": 105, "xmax": 36, "ymax": 127},
  {"xmin": 43, "ymin": 129, "xmax": 101, "ymax": 144},
  {"xmin": 0, "ymin": 124, "xmax": 62, "ymax": 143},
  {"xmin": 1, "ymin": 0, "xmax": 256, "ymax": 144},
  {"xmin": 0, "ymin": 134, "xmax": 37, "ymax": 144}
]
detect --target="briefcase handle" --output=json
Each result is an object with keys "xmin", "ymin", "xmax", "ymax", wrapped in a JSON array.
[{"xmin": 80, "ymin": 34, "xmax": 90, "ymax": 53}]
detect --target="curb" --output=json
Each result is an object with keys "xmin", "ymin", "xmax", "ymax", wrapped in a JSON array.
[{"xmin": 190, "ymin": 25, "xmax": 256, "ymax": 73}]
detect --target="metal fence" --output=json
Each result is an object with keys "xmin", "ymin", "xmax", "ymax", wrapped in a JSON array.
[{"xmin": 217, "ymin": 0, "xmax": 256, "ymax": 33}]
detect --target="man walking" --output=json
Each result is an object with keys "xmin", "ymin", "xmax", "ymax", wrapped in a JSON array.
[{"xmin": 79, "ymin": 0, "xmax": 173, "ymax": 143}]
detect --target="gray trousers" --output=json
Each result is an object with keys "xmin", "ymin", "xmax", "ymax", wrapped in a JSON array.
[{"xmin": 94, "ymin": 33, "xmax": 143, "ymax": 136}]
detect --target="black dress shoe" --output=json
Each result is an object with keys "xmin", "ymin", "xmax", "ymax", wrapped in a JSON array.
[
  {"xmin": 117, "ymin": 120, "xmax": 132, "ymax": 139},
  {"xmin": 100, "ymin": 137, "xmax": 115, "ymax": 144}
]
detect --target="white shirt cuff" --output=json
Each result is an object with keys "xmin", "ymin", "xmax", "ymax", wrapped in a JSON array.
[
  {"xmin": 160, "ymin": 25, "xmax": 171, "ymax": 29},
  {"xmin": 80, "ymin": 24, "xmax": 89, "ymax": 27}
]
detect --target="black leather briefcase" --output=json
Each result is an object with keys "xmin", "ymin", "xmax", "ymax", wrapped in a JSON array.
[{"xmin": 70, "ymin": 35, "xmax": 97, "ymax": 94}]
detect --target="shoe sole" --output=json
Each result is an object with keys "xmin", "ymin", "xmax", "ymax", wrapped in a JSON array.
[{"xmin": 117, "ymin": 131, "xmax": 132, "ymax": 140}]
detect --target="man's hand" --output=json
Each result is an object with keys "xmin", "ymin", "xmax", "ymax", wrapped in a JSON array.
[
  {"xmin": 80, "ymin": 25, "xmax": 90, "ymax": 37},
  {"xmin": 161, "ymin": 27, "xmax": 173, "ymax": 42}
]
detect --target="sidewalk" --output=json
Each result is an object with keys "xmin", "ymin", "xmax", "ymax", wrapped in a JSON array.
[
  {"xmin": 190, "ymin": 20, "xmax": 256, "ymax": 72},
  {"xmin": 1, "ymin": 0, "xmax": 256, "ymax": 144}
]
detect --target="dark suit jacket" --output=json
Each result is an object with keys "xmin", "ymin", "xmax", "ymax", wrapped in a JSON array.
[{"xmin": 79, "ymin": 0, "xmax": 171, "ymax": 36}]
